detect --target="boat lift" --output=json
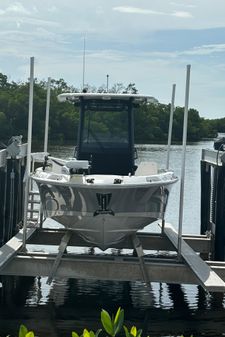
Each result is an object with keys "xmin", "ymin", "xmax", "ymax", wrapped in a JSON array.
[
  {"xmin": 0, "ymin": 224, "xmax": 225, "ymax": 292},
  {"xmin": 0, "ymin": 59, "xmax": 225, "ymax": 293}
]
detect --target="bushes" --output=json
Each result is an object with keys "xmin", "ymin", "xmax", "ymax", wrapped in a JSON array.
[{"xmin": 14, "ymin": 307, "xmax": 192, "ymax": 337}]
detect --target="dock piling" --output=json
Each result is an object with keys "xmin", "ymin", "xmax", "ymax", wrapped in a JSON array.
[{"xmin": 201, "ymin": 149, "xmax": 225, "ymax": 261}]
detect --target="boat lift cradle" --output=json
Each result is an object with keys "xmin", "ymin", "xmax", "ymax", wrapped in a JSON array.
[{"xmin": 0, "ymin": 224, "xmax": 225, "ymax": 292}]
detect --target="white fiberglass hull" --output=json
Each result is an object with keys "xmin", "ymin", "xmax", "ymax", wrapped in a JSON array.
[{"xmin": 32, "ymin": 169, "xmax": 177, "ymax": 250}]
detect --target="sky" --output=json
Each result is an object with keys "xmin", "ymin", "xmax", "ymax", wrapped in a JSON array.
[{"xmin": 1, "ymin": 1, "xmax": 225, "ymax": 119}]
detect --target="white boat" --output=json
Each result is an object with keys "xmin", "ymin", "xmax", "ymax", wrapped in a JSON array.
[{"xmin": 32, "ymin": 93, "xmax": 178, "ymax": 250}]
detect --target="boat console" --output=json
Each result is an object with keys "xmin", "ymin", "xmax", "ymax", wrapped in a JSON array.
[{"xmin": 58, "ymin": 93, "xmax": 156, "ymax": 176}]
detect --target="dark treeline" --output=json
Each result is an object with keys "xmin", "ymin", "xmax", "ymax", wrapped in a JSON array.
[{"xmin": 0, "ymin": 73, "xmax": 222, "ymax": 146}]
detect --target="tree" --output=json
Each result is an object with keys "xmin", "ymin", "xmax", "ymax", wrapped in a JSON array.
[
  {"xmin": 0, "ymin": 71, "xmax": 222, "ymax": 144},
  {"xmin": 187, "ymin": 108, "xmax": 202, "ymax": 141},
  {"xmin": 123, "ymin": 83, "xmax": 138, "ymax": 94},
  {"xmin": 110, "ymin": 83, "xmax": 125, "ymax": 93},
  {"xmin": 0, "ymin": 111, "xmax": 12, "ymax": 139},
  {"xmin": 0, "ymin": 73, "xmax": 9, "ymax": 88}
]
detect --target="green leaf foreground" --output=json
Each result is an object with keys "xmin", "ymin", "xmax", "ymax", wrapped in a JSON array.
[
  {"xmin": 12, "ymin": 309, "xmax": 193, "ymax": 337},
  {"xmin": 18, "ymin": 324, "xmax": 35, "ymax": 337},
  {"xmin": 113, "ymin": 307, "xmax": 124, "ymax": 336},
  {"xmin": 100, "ymin": 307, "xmax": 125, "ymax": 337},
  {"xmin": 101, "ymin": 309, "xmax": 114, "ymax": 336}
]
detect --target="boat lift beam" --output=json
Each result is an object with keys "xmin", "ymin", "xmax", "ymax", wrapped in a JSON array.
[
  {"xmin": 26, "ymin": 228, "xmax": 211, "ymax": 253},
  {"xmin": 132, "ymin": 234, "xmax": 151, "ymax": 288},
  {"xmin": 46, "ymin": 230, "xmax": 72, "ymax": 285},
  {"xmin": 1, "ymin": 247, "xmax": 225, "ymax": 291},
  {"xmin": 163, "ymin": 223, "xmax": 225, "ymax": 292},
  {"xmin": 0, "ymin": 227, "xmax": 36, "ymax": 272}
]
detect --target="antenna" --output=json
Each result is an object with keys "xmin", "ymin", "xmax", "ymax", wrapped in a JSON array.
[
  {"xmin": 106, "ymin": 74, "xmax": 109, "ymax": 92},
  {"xmin": 82, "ymin": 35, "xmax": 86, "ymax": 90}
]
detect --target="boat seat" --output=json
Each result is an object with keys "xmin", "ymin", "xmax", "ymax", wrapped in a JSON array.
[
  {"xmin": 65, "ymin": 159, "xmax": 89, "ymax": 170},
  {"xmin": 135, "ymin": 162, "xmax": 158, "ymax": 176}
]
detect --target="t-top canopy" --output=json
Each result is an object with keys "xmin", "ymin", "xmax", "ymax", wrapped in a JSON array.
[{"xmin": 57, "ymin": 92, "xmax": 158, "ymax": 104}]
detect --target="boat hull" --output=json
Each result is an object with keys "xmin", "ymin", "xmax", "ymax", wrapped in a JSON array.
[{"xmin": 34, "ymin": 175, "xmax": 175, "ymax": 250}]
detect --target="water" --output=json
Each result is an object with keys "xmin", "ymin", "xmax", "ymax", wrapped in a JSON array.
[{"xmin": 1, "ymin": 141, "xmax": 225, "ymax": 337}]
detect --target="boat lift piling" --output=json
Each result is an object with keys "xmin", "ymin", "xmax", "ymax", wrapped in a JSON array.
[
  {"xmin": 162, "ymin": 83, "xmax": 176, "ymax": 234},
  {"xmin": 22, "ymin": 56, "xmax": 34, "ymax": 250},
  {"xmin": 44, "ymin": 77, "xmax": 51, "ymax": 153},
  {"xmin": 177, "ymin": 64, "xmax": 191, "ymax": 256},
  {"xmin": 201, "ymin": 148, "xmax": 225, "ymax": 261},
  {"xmin": 0, "ymin": 140, "xmax": 27, "ymax": 246},
  {"xmin": 166, "ymin": 83, "xmax": 176, "ymax": 170}
]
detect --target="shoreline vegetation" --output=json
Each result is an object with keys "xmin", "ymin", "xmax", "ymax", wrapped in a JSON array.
[
  {"xmin": 13, "ymin": 308, "xmax": 192, "ymax": 337},
  {"xmin": 0, "ymin": 73, "xmax": 223, "ymax": 146}
]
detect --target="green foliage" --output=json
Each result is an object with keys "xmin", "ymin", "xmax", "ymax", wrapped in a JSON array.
[
  {"xmin": 71, "ymin": 328, "xmax": 102, "ymax": 337},
  {"xmin": 0, "ymin": 73, "xmax": 9, "ymax": 88},
  {"xmin": 0, "ymin": 71, "xmax": 219, "ymax": 144},
  {"xmin": 124, "ymin": 326, "xmax": 142, "ymax": 337},
  {"xmin": 101, "ymin": 307, "xmax": 124, "ymax": 337},
  {"xmin": 18, "ymin": 324, "xmax": 35, "ymax": 337},
  {"xmin": 5, "ymin": 310, "xmax": 194, "ymax": 337}
]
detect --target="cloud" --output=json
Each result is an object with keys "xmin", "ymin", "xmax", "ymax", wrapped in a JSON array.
[
  {"xmin": 83, "ymin": 42, "xmax": 197, "ymax": 64},
  {"xmin": 182, "ymin": 43, "xmax": 225, "ymax": 56},
  {"xmin": 172, "ymin": 11, "xmax": 193, "ymax": 18},
  {"xmin": 113, "ymin": 6, "xmax": 193, "ymax": 18},
  {"xmin": 0, "ymin": 15, "xmax": 60, "ymax": 29},
  {"xmin": 20, "ymin": 17, "xmax": 60, "ymax": 28},
  {"xmin": 47, "ymin": 6, "xmax": 58, "ymax": 13},
  {"xmin": 128, "ymin": 44, "xmax": 225, "ymax": 60},
  {"xmin": 170, "ymin": 2, "xmax": 196, "ymax": 8},
  {"xmin": 6, "ymin": 2, "xmax": 31, "ymax": 15},
  {"xmin": 113, "ymin": 6, "xmax": 165, "ymax": 15}
]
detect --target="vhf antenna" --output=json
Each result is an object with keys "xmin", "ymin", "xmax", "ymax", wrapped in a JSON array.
[{"xmin": 82, "ymin": 35, "xmax": 86, "ymax": 90}]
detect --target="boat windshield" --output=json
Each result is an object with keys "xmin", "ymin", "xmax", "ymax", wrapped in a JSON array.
[
  {"xmin": 77, "ymin": 99, "xmax": 135, "ymax": 174},
  {"xmin": 82, "ymin": 102, "xmax": 129, "ymax": 149}
]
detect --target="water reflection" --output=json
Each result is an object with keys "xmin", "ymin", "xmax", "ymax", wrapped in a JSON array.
[{"xmin": 1, "ymin": 275, "xmax": 225, "ymax": 336}]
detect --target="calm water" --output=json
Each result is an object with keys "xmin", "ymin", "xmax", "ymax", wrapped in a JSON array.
[{"xmin": 1, "ymin": 141, "xmax": 225, "ymax": 337}]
